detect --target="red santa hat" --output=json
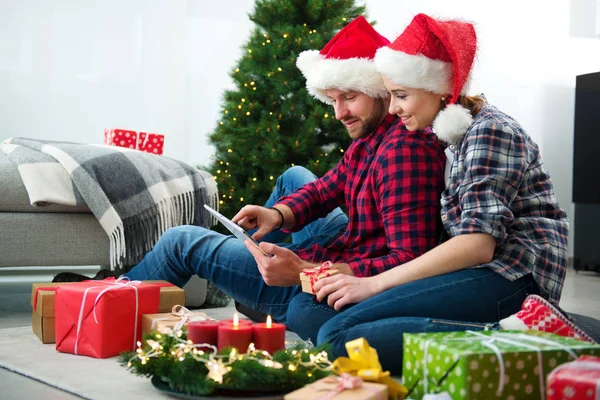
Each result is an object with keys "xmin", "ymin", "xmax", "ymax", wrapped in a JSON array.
[
  {"xmin": 374, "ymin": 14, "xmax": 477, "ymax": 143},
  {"xmin": 296, "ymin": 16, "xmax": 390, "ymax": 103}
]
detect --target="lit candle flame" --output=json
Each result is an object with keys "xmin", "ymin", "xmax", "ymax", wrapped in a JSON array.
[
  {"xmin": 266, "ymin": 315, "xmax": 272, "ymax": 328},
  {"xmin": 233, "ymin": 312, "xmax": 239, "ymax": 328}
]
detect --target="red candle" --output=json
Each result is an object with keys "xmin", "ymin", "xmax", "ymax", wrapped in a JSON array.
[
  {"xmin": 219, "ymin": 319, "xmax": 252, "ymax": 326},
  {"xmin": 187, "ymin": 320, "xmax": 220, "ymax": 348},
  {"xmin": 252, "ymin": 315, "xmax": 286, "ymax": 355},
  {"xmin": 217, "ymin": 313, "xmax": 253, "ymax": 352}
]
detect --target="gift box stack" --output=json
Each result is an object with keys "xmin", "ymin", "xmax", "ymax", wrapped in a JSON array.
[
  {"xmin": 54, "ymin": 280, "xmax": 162, "ymax": 358},
  {"xmin": 402, "ymin": 330, "xmax": 600, "ymax": 400},
  {"xmin": 31, "ymin": 280, "xmax": 184, "ymax": 345},
  {"xmin": 104, "ymin": 128, "xmax": 164, "ymax": 155}
]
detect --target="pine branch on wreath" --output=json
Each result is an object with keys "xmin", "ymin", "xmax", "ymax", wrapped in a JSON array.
[{"xmin": 120, "ymin": 327, "xmax": 333, "ymax": 396}]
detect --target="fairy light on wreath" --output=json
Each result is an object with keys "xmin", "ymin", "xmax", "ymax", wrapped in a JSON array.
[{"xmin": 123, "ymin": 325, "xmax": 331, "ymax": 390}]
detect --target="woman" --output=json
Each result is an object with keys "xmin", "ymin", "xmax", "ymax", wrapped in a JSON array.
[{"xmin": 308, "ymin": 13, "xmax": 570, "ymax": 374}]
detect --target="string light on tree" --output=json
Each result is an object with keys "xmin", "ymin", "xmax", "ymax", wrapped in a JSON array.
[{"xmin": 204, "ymin": 0, "xmax": 364, "ymax": 218}]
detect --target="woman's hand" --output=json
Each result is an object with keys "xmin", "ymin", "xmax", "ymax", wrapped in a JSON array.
[{"xmin": 312, "ymin": 274, "xmax": 381, "ymax": 311}]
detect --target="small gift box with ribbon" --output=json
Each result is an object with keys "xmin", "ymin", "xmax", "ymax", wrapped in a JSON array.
[
  {"xmin": 141, "ymin": 305, "xmax": 217, "ymax": 335},
  {"xmin": 55, "ymin": 279, "xmax": 161, "ymax": 358},
  {"xmin": 104, "ymin": 128, "xmax": 164, "ymax": 155},
  {"xmin": 30, "ymin": 280, "xmax": 184, "ymax": 344},
  {"xmin": 300, "ymin": 261, "xmax": 340, "ymax": 294},
  {"xmin": 284, "ymin": 373, "xmax": 389, "ymax": 400},
  {"xmin": 547, "ymin": 355, "xmax": 600, "ymax": 400},
  {"xmin": 403, "ymin": 330, "xmax": 600, "ymax": 400}
]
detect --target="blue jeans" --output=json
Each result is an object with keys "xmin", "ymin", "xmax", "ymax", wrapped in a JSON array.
[
  {"xmin": 288, "ymin": 267, "xmax": 540, "ymax": 374},
  {"xmin": 125, "ymin": 166, "xmax": 348, "ymax": 324}
]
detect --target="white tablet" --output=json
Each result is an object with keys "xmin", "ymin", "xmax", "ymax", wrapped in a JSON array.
[{"xmin": 203, "ymin": 204, "xmax": 271, "ymax": 257}]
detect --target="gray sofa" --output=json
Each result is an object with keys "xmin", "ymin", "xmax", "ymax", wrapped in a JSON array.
[{"xmin": 0, "ymin": 157, "xmax": 211, "ymax": 306}]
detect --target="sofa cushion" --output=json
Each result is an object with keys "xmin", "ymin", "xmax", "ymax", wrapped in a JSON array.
[
  {"xmin": 0, "ymin": 212, "xmax": 109, "ymax": 267},
  {"xmin": 0, "ymin": 163, "xmax": 90, "ymax": 213}
]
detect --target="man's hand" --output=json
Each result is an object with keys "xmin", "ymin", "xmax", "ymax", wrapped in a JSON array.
[
  {"xmin": 232, "ymin": 205, "xmax": 281, "ymax": 241},
  {"xmin": 312, "ymin": 274, "xmax": 381, "ymax": 311},
  {"xmin": 245, "ymin": 241, "xmax": 312, "ymax": 286}
]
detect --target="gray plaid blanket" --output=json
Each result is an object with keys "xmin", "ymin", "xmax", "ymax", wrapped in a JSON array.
[{"xmin": 1, "ymin": 138, "xmax": 218, "ymax": 269}]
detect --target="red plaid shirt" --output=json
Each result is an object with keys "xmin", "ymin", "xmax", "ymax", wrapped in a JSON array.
[{"xmin": 277, "ymin": 115, "xmax": 446, "ymax": 277}]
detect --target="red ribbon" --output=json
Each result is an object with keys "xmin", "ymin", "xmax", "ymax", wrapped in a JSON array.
[{"xmin": 301, "ymin": 261, "xmax": 334, "ymax": 294}]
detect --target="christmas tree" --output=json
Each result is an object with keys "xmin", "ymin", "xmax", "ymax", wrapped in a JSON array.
[{"xmin": 203, "ymin": 0, "xmax": 368, "ymax": 220}]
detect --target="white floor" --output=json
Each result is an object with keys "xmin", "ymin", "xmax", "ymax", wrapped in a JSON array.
[{"xmin": 557, "ymin": 267, "xmax": 600, "ymax": 319}]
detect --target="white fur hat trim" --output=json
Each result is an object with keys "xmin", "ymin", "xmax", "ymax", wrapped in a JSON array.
[{"xmin": 297, "ymin": 50, "xmax": 389, "ymax": 103}]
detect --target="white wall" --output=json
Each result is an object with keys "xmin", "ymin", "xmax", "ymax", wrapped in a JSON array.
[
  {"xmin": 1, "ymin": 0, "xmax": 599, "ymax": 255},
  {"xmin": 0, "ymin": 0, "xmax": 256, "ymax": 166}
]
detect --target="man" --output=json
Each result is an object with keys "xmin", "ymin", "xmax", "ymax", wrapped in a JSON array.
[{"xmin": 114, "ymin": 17, "xmax": 446, "ymax": 340}]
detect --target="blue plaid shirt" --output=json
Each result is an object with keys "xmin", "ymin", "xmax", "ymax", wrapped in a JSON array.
[{"xmin": 441, "ymin": 103, "xmax": 569, "ymax": 305}]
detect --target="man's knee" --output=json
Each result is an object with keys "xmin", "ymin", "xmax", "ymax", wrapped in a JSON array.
[
  {"xmin": 278, "ymin": 166, "xmax": 317, "ymax": 187},
  {"xmin": 159, "ymin": 225, "xmax": 205, "ymax": 248}
]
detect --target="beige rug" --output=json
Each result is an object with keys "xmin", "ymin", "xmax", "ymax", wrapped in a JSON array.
[{"xmin": 0, "ymin": 308, "xmax": 301, "ymax": 399}]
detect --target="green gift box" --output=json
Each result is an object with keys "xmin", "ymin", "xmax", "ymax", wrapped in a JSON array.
[{"xmin": 403, "ymin": 330, "xmax": 600, "ymax": 400}]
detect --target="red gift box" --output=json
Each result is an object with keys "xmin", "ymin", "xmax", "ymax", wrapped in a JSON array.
[
  {"xmin": 55, "ymin": 280, "xmax": 160, "ymax": 358},
  {"xmin": 137, "ymin": 132, "xmax": 164, "ymax": 155},
  {"xmin": 547, "ymin": 355, "xmax": 600, "ymax": 400},
  {"xmin": 104, "ymin": 128, "xmax": 164, "ymax": 155},
  {"xmin": 104, "ymin": 128, "xmax": 138, "ymax": 149}
]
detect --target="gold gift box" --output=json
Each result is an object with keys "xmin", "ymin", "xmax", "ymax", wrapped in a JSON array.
[
  {"xmin": 284, "ymin": 376, "xmax": 388, "ymax": 400},
  {"xmin": 299, "ymin": 265, "xmax": 340, "ymax": 294}
]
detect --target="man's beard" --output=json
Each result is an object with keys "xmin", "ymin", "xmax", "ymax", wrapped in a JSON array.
[{"xmin": 347, "ymin": 98, "xmax": 387, "ymax": 139}]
